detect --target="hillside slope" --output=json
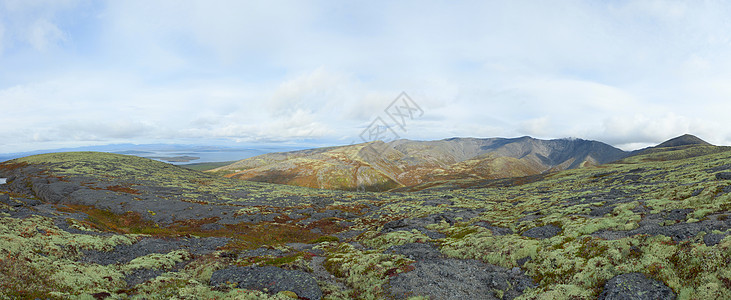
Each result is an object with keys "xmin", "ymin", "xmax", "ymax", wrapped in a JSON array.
[
  {"xmin": 618, "ymin": 134, "xmax": 726, "ymax": 164},
  {"xmin": 4, "ymin": 148, "xmax": 731, "ymax": 298},
  {"xmin": 211, "ymin": 136, "xmax": 628, "ymax": 191}
]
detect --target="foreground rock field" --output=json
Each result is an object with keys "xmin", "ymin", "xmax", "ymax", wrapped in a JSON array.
[{"xmin": 2, "ymin": 145, "xmax": 731, "ymax": 299}]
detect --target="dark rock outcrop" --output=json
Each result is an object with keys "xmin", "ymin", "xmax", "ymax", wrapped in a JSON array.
[
  {"xmin": 0, "ymin": 194, "xmax": 12, "ymax": 206},
  {"xmin": 385, "ymin": 243, "xmax": 443, "ymax": 261},
  {"xmin": 82, "ymin": 237, "xmax": 229, "ymax": 265},
  {"xmin": 385, "ymin": 243, "xmax": 534, "ymax": 300},
  {"xmin": 704, "ymin": 233, "xmax": 726, "ymax": 247},
  {"xmin": 522, "ymin": 225, "xmax": 561, "ymax": 239},
  {"xmin": 599, "ymin": 273, "xmax": 675, "ymax": 300},
  {"xmin": 32, "ymin": 179, "xmax": 80, "ymax": 204},
  {"xmin": 387, "ymin": 257, "xmax": 534, "ymax": 300},
  {"xmin": 210, "ymin": 266, "xmax": 322, "ymax": 300}
]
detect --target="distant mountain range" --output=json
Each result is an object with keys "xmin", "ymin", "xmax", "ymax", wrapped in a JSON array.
[{"xmin": 210, "ymin": 134, "xmax": 715, "ymax": 191}]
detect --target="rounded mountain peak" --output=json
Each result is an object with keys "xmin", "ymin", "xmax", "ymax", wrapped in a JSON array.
[{"xmin": 655, "ymin": 134, "xmax": 711, "ymax": 148}]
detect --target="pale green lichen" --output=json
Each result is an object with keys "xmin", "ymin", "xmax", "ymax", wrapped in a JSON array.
[
  {"xmin": 123, "ymin": 249, "xmax": 193, "ymax": 274},
  {"xmin": 360, "ymin": 229, "xmax": 432, "ymax": 250},
  {"xmin": 440, "ymin": 227, "xmax": 539, "ymax": 268},
  {"xmin": 65, "ymin": 218, "xmax": 102, "ymax": 233},
  {"xmin": 323, "ymin": 243, "xmax": 414, "ymax": 299},
  {"xmin": 47, "ymin": 261, "xmax": 125, "ymax": 295},
  {"xmin": 130, "ymin": 271, "xmax": 297, "ymax": 299},
  {"xmin": 0, "ymin": 215, "xmax": 137, "ymax": 297}
]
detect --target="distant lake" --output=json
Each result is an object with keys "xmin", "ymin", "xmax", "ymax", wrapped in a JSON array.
[{"xmin": 113, "ymin": 147, "xmax": 297, "ymax": 165}]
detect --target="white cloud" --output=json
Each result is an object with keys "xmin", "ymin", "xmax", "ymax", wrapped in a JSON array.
[
  {"xmin": 520, "ymin": 117, "xmax": 551, "ymax": 137},
  {"xmin": 27, "ymin": 18, "xmax": 66, "ymax": 51},
  {"xmin": 267, "ymin": 68, "xmax": 358, "ymax": 118},
  {"xmin": 0, "ymin": 0, "xmax": 80, "ymax": 53}
]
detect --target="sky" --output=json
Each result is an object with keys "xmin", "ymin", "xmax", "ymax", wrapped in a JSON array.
[{"xmin": 2, "ymin": 0, "xmax": 731, "ymax": 154}]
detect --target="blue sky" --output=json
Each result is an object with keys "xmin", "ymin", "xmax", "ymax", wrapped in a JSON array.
[{"xmin": 2, "ymin": 0, "xmax": 731, "ymax": 153}]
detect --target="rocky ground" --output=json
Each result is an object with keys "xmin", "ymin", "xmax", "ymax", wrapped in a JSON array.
[{"xmin": 1, "ymin": 147, "xmax": 731, "ymax": 299}]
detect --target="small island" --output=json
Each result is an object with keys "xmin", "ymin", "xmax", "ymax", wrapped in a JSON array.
[{"xmin": 147, "ymin": 156, "xmax": 200, "ymax": 163}]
